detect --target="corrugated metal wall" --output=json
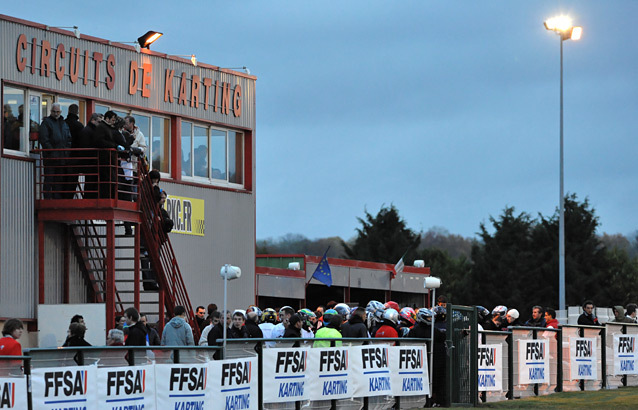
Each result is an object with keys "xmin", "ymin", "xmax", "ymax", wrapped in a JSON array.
[
  {"xmin": 0, "ymin": 158, "xmax": 36, "ymax": 318},
  {"xmin": 163, "ymin": 182, "xmax": 255, "ymax": 312},
  {"xmin": 0, "ymin": 20, "xmax": 255, "ymax": 129}
]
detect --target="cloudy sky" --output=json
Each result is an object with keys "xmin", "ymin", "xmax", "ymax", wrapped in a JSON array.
[{"xmin": 5, "ymin": 1, "xmax": 637, "ymax": 240}]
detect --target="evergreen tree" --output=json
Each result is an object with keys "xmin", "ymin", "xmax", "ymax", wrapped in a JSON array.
[{"xmin": 343, "ymin": 205, "xmax": 421, "ymax": 263}]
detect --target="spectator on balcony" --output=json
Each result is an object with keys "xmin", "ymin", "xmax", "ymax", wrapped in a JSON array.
[
  {"xmin": 39, "ymin": 103, "xmax": 71, "ymax": 199},
  {"xmin": 62, "ymin": 323, "xmax": 91, "ymax": 347},
  {"xmin": 64, "ymin": 104, "xmax": 84, "ymax": 199},
  {"xmin": 524, "ymin": 306, "xmax": 547, "ymax": 327},
  {"xmin": 577, "ymin": 300, "xmax": 600, "ymax": 326},
  {"xmin": 161, "ymin": 305, "xmax": 195, "ymax": 346},
  {"xmin": 93, "ymin": 111, "xmax": 127, "ymax": 199},
  {"xmin": 78, "ymin": 113, "xmax": 103, "ymax": 198}
]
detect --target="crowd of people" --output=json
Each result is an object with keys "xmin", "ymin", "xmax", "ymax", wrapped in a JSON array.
[{"xmin": 3, "ymin": 298, "xmax": 637, "ymax": 406}]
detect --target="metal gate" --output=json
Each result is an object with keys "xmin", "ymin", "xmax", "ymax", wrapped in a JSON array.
[{"xmin": 446, "ymin": 305, "xmax": 478, "ymax": 407}]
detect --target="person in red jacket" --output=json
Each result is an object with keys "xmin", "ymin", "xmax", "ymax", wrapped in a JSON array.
[
  {"xmin": 545, "ymin": 307, "xmax": 560, "ymax": 328},
  {"xmin": 375, "ymin": 308, "xmax": 399, "ymax": 344},
  {"xmin": 0, "ymin": 319, "xmax": 24, "ymax": 356}
]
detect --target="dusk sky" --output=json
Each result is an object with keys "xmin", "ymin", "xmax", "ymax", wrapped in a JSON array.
[{"xmin": 5, "ymin": 1, "xmax": 637, "ymax": 241}]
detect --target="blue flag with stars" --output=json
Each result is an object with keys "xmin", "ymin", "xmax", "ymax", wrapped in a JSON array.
[{"xmin": 311, "ymin": 250, "xmax": 332, "ymax": 287}]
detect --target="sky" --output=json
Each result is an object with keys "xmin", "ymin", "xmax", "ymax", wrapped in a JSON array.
[{"xmin": 4, "ymin": 1, "xmax": 637, "ymax": 241}]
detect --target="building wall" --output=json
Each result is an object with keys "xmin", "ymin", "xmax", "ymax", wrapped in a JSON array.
[
  {"xmin": 163, "ymin": 181, "xmax": 256, "ymax": 311},
  {"xmin": 0, "ymin": 16, "xmax": 256, "ymax": 319},
  {"xmin": 0, "ymin": 158, "xmax": 37, "ymax": 318}
]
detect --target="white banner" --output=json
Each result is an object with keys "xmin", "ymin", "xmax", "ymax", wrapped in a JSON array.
[
  {"xmin": 209, "ymin": 357, "xmax": 258, "ymax": 410},
  {"xmin": 569, "ymin": 337, "xmax": 598, "ymax": 380},
  {"xmin": 0, "ymin": 377, "xmax": 28, "ymax": 409},
  {"xmin": 478, "ymin": 344, "xmax": 503, "ymax": 391},
  {"xmin": 97, "ymin": 365, "xmax": 155, "ymax": 409},
  {"xmin": 389, "ymin": 345, "xmax": 430, "ymax": 397},
  {"xmin": 517, "ymin": 340, "xmax": 549, "ymax": 384},
  {"xmin": 350, "ymin": 345, "xmax": 392, "ymax": 397},
  {"xmin": 307, "ymin": 347, "xmax": 352, "ymax": 400},
  {"xmin": 31, "ymin": 365, "xmax": 97, "ymax": 409},
  {"xmin": 613, "ymin": 334, "xmax": 638, "ymax": 375},
  {"xmin": 262, "ymin": 348, "xmax": 309, "ymax": 403},
  {"xmin": 155, "ymin": 363, "xmax": 210, "ymax": 409}
]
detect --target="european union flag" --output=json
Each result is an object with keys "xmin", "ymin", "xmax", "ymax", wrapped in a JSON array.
[{"xmin": 311, "ymin": 250, "xmax": 332, "ymax": 287}]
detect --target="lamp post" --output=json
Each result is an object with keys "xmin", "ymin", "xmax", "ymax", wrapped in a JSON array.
[
  {"xmin": 544, "ymin": 16, "xmax": 582, "ymax": 319},
  {"xmin": 424, "ymin": 276, "xmax": 441, "ymax": 397},
  {"xmin": 220, "ymin": 264, "xmax": 241, "ymax": 358}
]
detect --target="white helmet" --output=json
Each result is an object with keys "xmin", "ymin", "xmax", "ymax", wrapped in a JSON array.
[
  {"xmin": 334, "ymin": 303, "xmax": 351, "ymax": 320},
  {"xmin": 383, "ymin": 308, "xmax": 399, "ymax": 325}
]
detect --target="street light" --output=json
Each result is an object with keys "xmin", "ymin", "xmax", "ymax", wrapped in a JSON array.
[{"xmin": 544, "ymin": 16, "xmax": 582, "ymax": 320}]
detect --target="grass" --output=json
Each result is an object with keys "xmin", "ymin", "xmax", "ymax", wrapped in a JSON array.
[{"xmin": 479, "ymin": 387, "xmax": 638, "ymax": 408}]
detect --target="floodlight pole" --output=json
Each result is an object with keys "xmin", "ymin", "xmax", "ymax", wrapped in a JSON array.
[
  {"xmin": 429, "ymin": 287, "xmax": 436, "ymax": 398},
  {"xmin": 223, "ymin": 264, "xmax": 229, "ymax": 358},
  {"xmin": 558, "ymin": 34, "xmax": 566, "ymax": 317}
]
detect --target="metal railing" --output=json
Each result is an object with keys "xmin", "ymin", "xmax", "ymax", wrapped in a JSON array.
[{"xmin": 33, "ymin": 148, "xmax": 140, "ymax": 201}]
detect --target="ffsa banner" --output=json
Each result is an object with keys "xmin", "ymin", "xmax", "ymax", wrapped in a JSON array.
[
  {"xmin": 389, "ymin": 345, "xmax": 430, "ymax": 397},
  {"xmin": 478, "ymin": 344, "xmax": 503, "ymax": 391},
  {"xmin": 97, "ymin": 365, "xmax": 155, "ymax": 409},
  {"xmin": 350, "ymin": 345, "xmax": 392, "ymax": 397},
  {"xmin": 518, "ymin": 339, "xmax": 549, "ymax": 384},
  {"xmin": 31, "ymin": 365, "xmax": 97, "ymax": 409},
  {"xmin": 613, "ymin": 334, "xmax": 638, "ymax": 375},
  {"xmin": 155, "ymin": 363, "xmax": 210, "ymax": 409},
  {"xmin": 307, "ymin": 347, "xmax": 352, "ymax": 400},
  {"xmin": 0, "ymin": 377, "xmax": 28, "ymax": 409},
  {"xmin": 569, "ymin": 337, "xmax": 597, "ymax": 380},
  {"xmin": 262, "ymin": 348, "xmax": 309, "ymax": 403},
  {"xmin": 209, "ymin": 357, "xmax": 258, "ymax": 410}
]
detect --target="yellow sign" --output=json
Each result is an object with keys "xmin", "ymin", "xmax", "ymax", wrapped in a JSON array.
[{"xmin": 163, "ymin": 194, "xmax": 205, "ymax": 236}]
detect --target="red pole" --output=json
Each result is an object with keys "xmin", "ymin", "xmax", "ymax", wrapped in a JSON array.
[
  {"xmin": 134, "ymin": 223, "xmax": 140, "ymax": 311},
  {"xmin": 106, "ymin": 220, "xmax": 115, "ymax": 331},
  {"xmin": 63, "ymin": 225, "xmax": 70, "ymax": 304}
]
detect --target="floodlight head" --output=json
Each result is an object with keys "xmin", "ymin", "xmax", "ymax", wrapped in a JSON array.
[
  {"xmin": 413, "ymin": 260, "xmax": 425, "ymax": 268},
  {"xmin": 570, "ymin": 26, "xmax": 583, "ymax": 40},
  {"xmin": 288, "ymin": 262, "xmax": 301, "ymax": 270},
  {"xmin": 137, "ymin": 31, "xmax": 163, "ymax": 49},
  {"xmin": 220, "ymin": 264, "xmax": 241, "ymax": 280},
  {"xmin": 424, "ymin": 276, "xmax": 442, "ymax": 289},
  {"xmin": 544, "ymin": 16, "xmax": 572, "ymax": 32}
]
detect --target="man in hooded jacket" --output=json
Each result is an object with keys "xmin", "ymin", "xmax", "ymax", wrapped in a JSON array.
[{"xmin": 161, "ymin": 305, "xmax": 194, "ymax": 346}]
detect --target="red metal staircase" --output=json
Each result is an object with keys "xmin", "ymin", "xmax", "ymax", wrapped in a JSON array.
[{"xmin": 34, "ymin": 149, "xmax": 199, "ymax": 340}]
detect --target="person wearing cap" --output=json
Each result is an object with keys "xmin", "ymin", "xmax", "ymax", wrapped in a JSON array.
[
  {"xmin": 524, "ymin": 306, "xmax": 546, "ymax": 327},
  {"xmin": 503, "ymin": 309, "xmax": 521, "ymax": 329}
]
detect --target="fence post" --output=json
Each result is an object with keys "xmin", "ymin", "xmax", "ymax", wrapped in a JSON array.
[
  {"xmin": 600, "ymin": 327, "xmax": 607, "ymax": 389},
  {"xmin": 470, "ymin": 307, "xmax": 478, "ymax": 407},
  {"xmin": 621, "ymin": 324, "xmax": 627, "ymax": 387},
  {"xmin": 24, "ymin": 356, "xmax": 33, "ymax": 410},
  {"xmin": 255, "ymin": 342, "xmax": 264, "ymax": 410},
  {"xmin": 507, "ymin": 332, "xmax": 514, "ymax": 400},
  {"xmin": 556, "ymin": 328, "xmax": 563, "ymax": 393},
  {"xmin": 532, "ymin": 329, "xmax": 538, "ymax": 396},
  {"xmin": 394, "ymin": 340, "xmax": 401, "ymax": 410},
  {"xmin": 480, "ymin": 332, "xmax": 486, "ymax": 403}
]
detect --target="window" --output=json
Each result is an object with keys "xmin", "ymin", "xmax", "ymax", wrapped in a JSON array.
[
  {"xmin": 3, "ymin": 86, "xmax": 25, "ymax": 151},
  {"xmin": 181, "ymin": 120, "xmax": 244, "ymax": 187},
  {"xmin": 152, "ymin": 116, "xmax": 170, "ymax": 173}
]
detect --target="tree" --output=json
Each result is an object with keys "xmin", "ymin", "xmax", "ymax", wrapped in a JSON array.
[
  {"xmin": 417, "ymin": 248, "xmax": 472, "ymax": 304},
  {"xmin": 469, "ymin": 207, "xmax": 539, "ymax": 312},
  {"xmin": 343, "ymin": 205, "xmax": 421, "ymax": 264}
]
